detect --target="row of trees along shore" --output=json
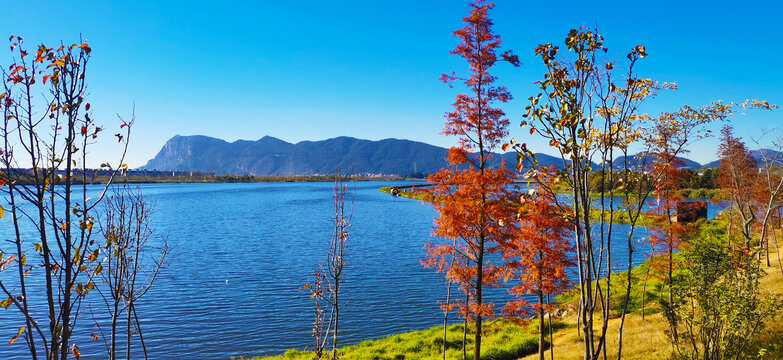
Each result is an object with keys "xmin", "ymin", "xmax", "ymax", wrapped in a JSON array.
[
  {"xmin": 417, "ymin": 1, "xmax": 780, "ymax": 360},
  {"xmin": 0, "ymin": 37, "xmax": 168, "ymax": 360}
]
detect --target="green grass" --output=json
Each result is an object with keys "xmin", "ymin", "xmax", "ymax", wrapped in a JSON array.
[
  {"xmin": 249, "ymin": 320, "xmax": 546, "ymax": 360},
  {"xmin": 557, "ymin": 217, "xmax": 730, "ymax": 319},
  {"xmin": 555, "ymin": 254, "xmax": 670, "ymax": 318}
]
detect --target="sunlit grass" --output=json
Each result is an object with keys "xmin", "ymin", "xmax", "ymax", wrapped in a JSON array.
[{"xmin": 250, "ymin": 320, "xmax": 546, "ymax": 360}]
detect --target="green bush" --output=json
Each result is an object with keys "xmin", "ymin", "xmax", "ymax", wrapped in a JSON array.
[{"xmin": 662, "ymin": 233, "xmax": 783, "ymax": 359}]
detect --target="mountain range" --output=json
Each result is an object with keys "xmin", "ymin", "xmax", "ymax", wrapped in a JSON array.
[{"xmin": 141, "ymin": 135, "xmax": 775, "ymax": 176}]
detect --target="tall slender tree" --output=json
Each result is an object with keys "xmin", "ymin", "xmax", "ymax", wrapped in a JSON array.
[
  {"xmin": 423, "ymin": 1, "xmax": 519, "ymax": 358},
  {"xmin": 502, "ymin": 169, "xmax": 573, "ymax": 360},
  {"xmin": 643, "ymin": 154, "xmax": 694, "ymax": 346},
  {"xmin": 0, "ymin": 36, "xmax": 131, "ymax": 359},
  {"xmin": 717, "ymin": 125, "xmax": 758, "ymax": 247}
]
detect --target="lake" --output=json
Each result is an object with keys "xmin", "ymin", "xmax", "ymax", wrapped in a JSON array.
[{"xmin": 0, "ymin": 182, "xmax": 722, "ymax": 359}]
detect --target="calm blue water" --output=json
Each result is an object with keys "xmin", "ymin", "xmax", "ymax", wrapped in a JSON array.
[{"xmin": 0, "ymin": 182, "xmax": 723, "ymax": 359}]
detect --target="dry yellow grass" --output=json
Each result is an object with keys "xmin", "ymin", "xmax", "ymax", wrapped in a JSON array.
[
  {"xmin": 520, "ymin": 313, "xmax": 670, "ymax": 359},
  {"xmin": 750, "ymin": 244, "xmax": 783, "ymax": 358},
  {"xmin": 521, "ymin": 246, "xmax": 783, "ymax": 360}
]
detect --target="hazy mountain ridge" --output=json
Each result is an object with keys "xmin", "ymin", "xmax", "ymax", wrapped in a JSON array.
[
  {"xmin": 701, "ymin": 149, "xmax": 783, "ymax": 169},
  {"xmin": 611, "ymin": 153, "xmax": 702, "ymax": 171},
  {"xmin": 142, "ymin": 135, "xmax": 731, "ymax": 175}
]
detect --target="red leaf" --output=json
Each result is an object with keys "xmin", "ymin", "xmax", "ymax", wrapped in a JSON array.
[{"xmin": 85, "ymin": 103, "xmax": 90, "ymax": 111}]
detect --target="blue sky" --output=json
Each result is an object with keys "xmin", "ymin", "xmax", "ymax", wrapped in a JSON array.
[{"xmin": 1, "ymin": 0, "xmax": 780, "ymax": 167}]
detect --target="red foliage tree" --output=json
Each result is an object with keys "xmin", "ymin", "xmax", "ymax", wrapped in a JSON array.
[
  {"xmin": 502, "ymin": 171, "xmax": 573, "ymax": 360},
  {"xmin": 643, "ymin": 155, "xmax": 694, "ymax": 329},
  {"xmin": 421, "ymin": 1, "xmax": 519, "ymax": 358},
  {"xmin": 717, "ymin": 125, "xmax": 759, "ymax": 246}
]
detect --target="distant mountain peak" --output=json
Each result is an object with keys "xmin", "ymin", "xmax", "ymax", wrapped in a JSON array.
[{"xmin": 141, "ymin": 135, "xmax": 714, "ymax": 175}]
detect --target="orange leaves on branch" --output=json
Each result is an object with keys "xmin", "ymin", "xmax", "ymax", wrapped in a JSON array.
[
  {"xmin": 0, "ymin": 254, "xmax": 16, "ymax": 270},
  {"xmin": 78, "ymin": 43, "xmax": 91, "ymax": 54},
  {"xmin": 425, "ymin": 165, "xmax": 519, "ymax": 322},
  {"xmin": 502, "ymin": 171, "xmax": 574, "ymax": 319},
  {"xmin": 8, "ymin": 326, "xmax": 25, "ymax": 345},
  {"xmin": 446, "ymin": 147, "xmax": 469, "ymax": 165}
]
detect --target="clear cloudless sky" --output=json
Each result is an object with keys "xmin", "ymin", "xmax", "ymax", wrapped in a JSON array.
[{"xmin": 1, "ymin": 0, "xmax": 781, "ymax": 167}]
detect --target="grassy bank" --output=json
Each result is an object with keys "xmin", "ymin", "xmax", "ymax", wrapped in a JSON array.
[{"xmin": 250, "ymin": 320, "xmax": 549, "ymax": 360}]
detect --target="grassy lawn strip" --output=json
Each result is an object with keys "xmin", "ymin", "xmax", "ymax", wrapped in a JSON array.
[{"xmin": 251, "ymin": 320, "xmax": 548, "ymax": 360}]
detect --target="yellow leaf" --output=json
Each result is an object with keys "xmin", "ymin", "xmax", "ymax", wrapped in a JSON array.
[{"xmin": 8, "ymin": 326, "xmax": 25, "ymax": 345}]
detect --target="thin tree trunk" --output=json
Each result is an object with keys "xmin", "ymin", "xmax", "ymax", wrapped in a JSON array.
[
  {"xmin": 110, "ymin": 301, "xmax": 119, "ymax": 360},
  {"xmin": 616, "ymin": 227, "xmax": 636, "ymax": 359},
  {"xmin": 126, "ymin": 302, "xmax": 132, "ymax": 360},
  {"xmin": 641, "ymin": 264, "xmax": 650, "ymax": 320},
  {"xmin": 132, "ymin": 305, "xmax": 149, "ymax": 360},
  {"xmin": 548, "ymin": 294, "xmax": 554, "ymax": 360},
  {"xmin": 577, "ymin": 297, "xmax": 582, "ymax": 338},
  {"xmin": 462, "ymin": 313, "xmax": 468, "ymax": 360},
  {"xmin": 442, "ymin": 279, "xmax": 453, "ymax": 360},
  {"xmin": 332, "ymin": 293, "xmax": 338, "ymax": 360},
  {"xmin": 772, "ymin": 225, "xmax": 783, "ymax": 275},
  {"xmin": 474, "ymin": 234, "xmax": 484, "ymax": 360},
  {"xmin": 538, "ymin": 290, "xmax": 545, "ymax": 360}
]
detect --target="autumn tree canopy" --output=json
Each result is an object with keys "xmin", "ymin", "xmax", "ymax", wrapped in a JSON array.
[{"xmin": 422, "ymin": 1, "xmax": 519, "ymax": 358}]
